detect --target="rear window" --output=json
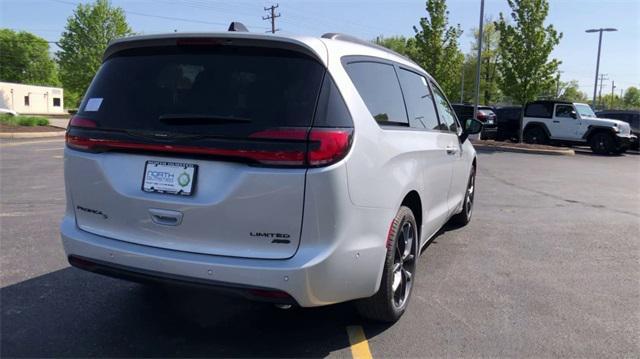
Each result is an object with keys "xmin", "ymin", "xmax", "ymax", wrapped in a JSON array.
[
  {"xmin": 525, "ymin": 103, "xmax": 553, "ymax": 118},
  {"xmin": 77, "ymin": 46, "xmax": 326, "ymax": 137}
]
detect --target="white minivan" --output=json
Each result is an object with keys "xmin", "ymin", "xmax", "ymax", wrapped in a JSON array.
[{"xmin": 61, "ymin": 30, "xmax": 481, "ymax": 322}]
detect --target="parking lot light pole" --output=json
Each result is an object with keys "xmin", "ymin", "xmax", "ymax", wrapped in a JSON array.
[
  {"xmin": 586, "ymin": 28, "xmax": 617, "ymax": 109},
  {"xmin": 473, "ymin": 0, "xmax": 485, "ymax": 139}
]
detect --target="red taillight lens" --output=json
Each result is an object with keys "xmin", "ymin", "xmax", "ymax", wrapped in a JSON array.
[
  {"xmin": 69, "ymin": 116, "xmax": 97, "ymax": 128},
  {"xmin": 66, "ymin": 135, "xmax": 306, "ymax": 165},
  {"xmin": 67, "ymin": 127, "xmax": 352, "ymax": 167},
  {"xmin": 308, "ymin": 129, "xmax": 352, "ymax": 166},
  {"xmin": 249, "ymin": 128, "xmax": 308, "ymax": 140},
  {"xmin": 248, "ymin": 289, "xmax": 292, "ymax": 299},
  {"xmin": 252, "ymin": 127, "xmax": 353, "ymax": 167}
]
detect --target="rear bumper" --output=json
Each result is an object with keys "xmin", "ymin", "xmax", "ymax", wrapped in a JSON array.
[
  {"xmin": 60, "ymin": 215, "xmax": 387, "ymax": 307},
  {"xmin": 481, "ymin": 126, "xmax": 497, "ymax": 139},
  {"xmin": 68, "ymin": 254, "xmax": 296, "ymax": 304}
]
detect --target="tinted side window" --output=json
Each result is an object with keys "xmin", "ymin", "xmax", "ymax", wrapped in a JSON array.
[
  {"xmin": 313, "ymin": 74, "xmax": 353, "ymax": 127},
  {"xmin": 345, "ymin": 62, "xmax": 408, "ymax": 125},
  {"xmin": 430, "ymin": 82, "xmax": 459, "ymax": 133},
  {"xmin": 525, "ymin": 103, "xmax": 553, "ymax": 118},
  {"xmin": 555, "ymin": 105, "xmax": 574, "ymax": 118},
  {"xmin": 397, "ymin": 69, "xmax": 439, "ymax": 130}
]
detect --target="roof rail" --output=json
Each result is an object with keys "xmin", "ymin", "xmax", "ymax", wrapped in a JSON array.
[{"xmin": 321, "ymin": 33, "xmax": 417, "ymax": 65}]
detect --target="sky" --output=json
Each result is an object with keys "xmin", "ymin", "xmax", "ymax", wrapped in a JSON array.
[{"xmin": 1, "ymin": 0, "xmax": 639, "ymax": 98}]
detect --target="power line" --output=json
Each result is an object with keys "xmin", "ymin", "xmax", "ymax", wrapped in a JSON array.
[
  {"xmin": 154, "ymin": 0, "xmax": 271, "ymax": 30},
  {"xmin": 262, "ymin": 4, "xmax": 281, "ymax": 34},
  {"xmin": 48, "ymin": 0, "xmax": 238, "ymax": 29}
]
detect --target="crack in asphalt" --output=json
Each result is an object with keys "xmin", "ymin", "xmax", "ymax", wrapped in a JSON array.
[{"xmin": 479, "ymin": 168, "xmax": 639, "ymax": 218}]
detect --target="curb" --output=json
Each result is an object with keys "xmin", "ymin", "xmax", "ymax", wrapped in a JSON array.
[
  {"xmin": 473, "ymin": 144, "xmax": 575, "ymax": 156},
  {"xmin": 0, "ymin": 131, "xmax": 66, "ymax": 139}
]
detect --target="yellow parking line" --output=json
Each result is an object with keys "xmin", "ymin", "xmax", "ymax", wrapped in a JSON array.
[{"xmin": 346, "ymin": 325, "xmax": 373, "ymax": 359}]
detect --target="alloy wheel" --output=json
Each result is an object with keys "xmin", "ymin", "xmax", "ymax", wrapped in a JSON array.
[
  {"xmin": 391, "ymin": 221, "xmax": 417, "ymax": 309},
  {"xmin": 465, "ymin": 168, "xmax": 476, "ymax": 219}
]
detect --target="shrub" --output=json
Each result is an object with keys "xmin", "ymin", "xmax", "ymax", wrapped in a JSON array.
[{"xmin": 0, "ymin": 114, "xmax": 50, "ymax": 126}]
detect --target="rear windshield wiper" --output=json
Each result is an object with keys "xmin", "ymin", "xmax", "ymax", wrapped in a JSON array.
[{"xmin": 159, "ymin": 114, "xmax": 252, "ymax": 125}]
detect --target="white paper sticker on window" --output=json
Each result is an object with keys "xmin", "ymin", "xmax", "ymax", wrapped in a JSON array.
[
  {"xmin": 84, "ymin": 98, "xmax": 103, "ymax": 112},
  {"xmin": 421, "ymin": 76, "xmax": 428, "ymax": 86}
]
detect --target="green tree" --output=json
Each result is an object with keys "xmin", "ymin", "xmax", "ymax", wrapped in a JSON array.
[
  {"xmin": 413, "ymin": 0, "xmax": 464, "ymax": 100},
  {"xmin": 57, "ymin": 0, "xmax": 132, "ymax": 107},
  {"xmin": 374, "ymin": 35, "xmax": 418, "ymax": 61},
  {"xmin": 559, "ymin": 80, "xmax": 588, "ymax": 103},
  {"xmin": 601, "ymin": 93, "xmax": 623, "ymax": 110},
  {"xmin": 623, "ymin": 87, "xmax": 640, "ymax": 109},
  {"xmin": 458, "ymin": 54, "xmax": 476, "ymax": 103},
  {"xmin": 495, "ymin": 0, "xmax": 562, "ymax": 105},
  {"xmin": 469, "ymin": 20, "xmax": 501, "ymax": 104},
  {"xmin": 0, "ymin": 29, "xmax": 59, "ymax": 86}
]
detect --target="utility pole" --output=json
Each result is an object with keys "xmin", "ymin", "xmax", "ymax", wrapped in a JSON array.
[
  {"xmin": 610, "ymin": 80, "xmax": 616, "ymax": 109},
  {"xmin": 597, "ymin": 73, "xmax": 608, "ymax": 109},
  {"xmin": 262, "ymin": 4, "xmax": 280, "ymax": 34},
  {"xmin": 473, "ymin": 0, "xmax": 485, "ymax": 140},
  {"xmin": 555, "ymin": 70, "xmax": 564, "ymax": 98},
  {"xmin": 586, "ymin": 28, "xmax": 618, "ymax": 108},
  {"xmin": 460, "ymin": 67, "xmax": 465, "ymax": 103}
]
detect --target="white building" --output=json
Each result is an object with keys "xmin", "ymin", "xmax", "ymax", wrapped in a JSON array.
[{"xmin": 0, "ymin": 82, "xmax": 65, "ymax": 115}]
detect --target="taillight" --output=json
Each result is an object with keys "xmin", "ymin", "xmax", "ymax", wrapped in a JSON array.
[
  {"xmin": 251, "ymin": 127, "xmax": 353, "ymax": 167},
  {"xmin": 69, "ymin": 116, "xmax": 97, "ymax": 128},
  {"xmin": 67, "ymin": 127, "xmax": 352, "ymax": 168},
  {"xmin": 66, "ymin": 135, "xmax": 307, "ymax": 166},
  {"xmin": 476, "ymin": 112, "xmax": 487, "ymax": 120},
  {"xmin": 308, "ymin": 128, "xmax": 352, "ymax": 166}
]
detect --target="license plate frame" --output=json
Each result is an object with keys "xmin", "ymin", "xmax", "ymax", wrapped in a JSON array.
[{"xmin": 142, "ymin": 160, "xmax": 198, "ymax": 196}]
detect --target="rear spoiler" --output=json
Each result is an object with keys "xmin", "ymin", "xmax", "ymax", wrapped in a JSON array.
[{"xmin": 103, "ymin": 33, "xmax": 327, "ymax": 65}]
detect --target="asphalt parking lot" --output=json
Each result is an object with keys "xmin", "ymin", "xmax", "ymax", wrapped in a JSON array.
[{"xmin": 1, "ymin": 138, "xmax": 639, "ymax": 358}]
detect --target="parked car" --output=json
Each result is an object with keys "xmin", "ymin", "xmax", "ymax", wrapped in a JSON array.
[
  {"xmin": 452, "ymin": 103, "xmax": 497, "ymax": 139},
  {"xmin": 495, "ymin": 106, "xmax": 522, "ymax": 142},
  {"xmin": 0, "ymin": 108, "xmax": 17, "ymax": 116},
  {"xmin": 596, "ymin": 110, "xmax": 640, "ymax": 149},
  {"xmin": 61, "ymin": 29, "xmax": 483, "ymax": 322},
  {"xmin": 522, "ymin": 100, "xmax": 636, "ymax": 154}
]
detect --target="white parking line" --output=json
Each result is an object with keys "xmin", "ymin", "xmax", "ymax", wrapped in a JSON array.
[
  {"xmin": 34, "ymin": 147, "xmax": 64, "ymax": 151},
  {"xmin": 0, "ymin": 139, "xmax": 64, "ymax": 148}
]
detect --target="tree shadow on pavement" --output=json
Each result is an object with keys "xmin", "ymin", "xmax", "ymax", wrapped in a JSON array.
[{"xmin": 1, "ymin": 267, "xmax": 391, "ymax": 357}]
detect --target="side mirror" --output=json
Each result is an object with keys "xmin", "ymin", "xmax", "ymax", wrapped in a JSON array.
[
  {"xmin": 460, "ymin": 118, "xmax": 483, "ymax": 143},
  {"xmin": 570, "ymin": 111, "xmax": 577, "ymax": 119}
]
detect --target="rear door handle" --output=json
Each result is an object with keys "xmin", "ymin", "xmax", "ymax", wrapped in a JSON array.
[
  {"xmin": 446, "ymin": 146, "xmax": 459, "ymax": 155},
  {"xmin": 149, "ymin": 208, "xmax": 183, "ymax": 226},
  {"xmin": 553, "ymin": 120, "xmax": 560, "ymax": 123}
]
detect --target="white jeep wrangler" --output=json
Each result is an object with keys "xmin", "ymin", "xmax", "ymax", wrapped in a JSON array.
[{"xmin": 522, "ymin": 100, "xmax": 636, "ymax": 154}]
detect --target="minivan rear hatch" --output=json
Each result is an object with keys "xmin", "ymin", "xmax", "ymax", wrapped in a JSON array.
[{"xmin": 65, "ymin": 36, "xmax": 338, "ymax": 259}]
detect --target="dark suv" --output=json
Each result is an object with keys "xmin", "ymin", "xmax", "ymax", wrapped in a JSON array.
[
  {"xmin": 452, "ymin": 104, "xmax": 497, "ymax": 139},
  {"xmin": 495, "ymin": 106, "xmax": 522, "ymax": 142},
  {"xmin": 596, "ymin": 110, "xmax": 640, "ymax": 149}
]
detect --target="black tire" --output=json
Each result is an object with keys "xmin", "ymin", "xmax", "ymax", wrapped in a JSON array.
[
  {"xmin": 356, "ymin": 206, "xmax": 418, "ymax": 323},
  {"xmin": 523, "ymin": 127, "xmax": 549, "ymax": 144},
  {"xmin": 449, "ymin": 165, "xmax": 476, "ymax": 227},
  {"xmin": 589, "ymin": 132, "xmax": 616, "ymax": 155}
]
